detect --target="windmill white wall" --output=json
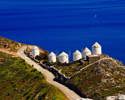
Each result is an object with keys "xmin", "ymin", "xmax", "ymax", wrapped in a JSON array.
[
  {"xmin": 83, "ymin": 47, "xmax": 92, "ymax": 59},
  {"xmin": 92, "ymin": 42, "xmax": 102, "ymax": 55},
  {"xmin": 48, "ymin": 52, "xmax": 57, "ymax": 63},
  {"xmin": 30, "ymin": 46, "xmax": 40, "ymax": 58},
  {"xmin": 73, "ymin": 50, "xmax": 82, "ymax": 61},
  {"xmin": 58, "ymin": 52, "xmax": 69, "ymax": 63}
]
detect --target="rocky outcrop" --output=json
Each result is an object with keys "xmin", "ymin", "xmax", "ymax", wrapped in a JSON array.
[{"xmin": 66, "ymin": 57, "xmax": 125, "ymax": 100}]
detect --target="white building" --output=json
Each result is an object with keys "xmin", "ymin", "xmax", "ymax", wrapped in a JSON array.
[
  {"xmin": 118, "ymin": 94, "xmax": 125, "ymax": 100},
  {"xmin": 30, "ymin": 46, "xmax": 40, "ymax": 58},
  {"xmin": 48, "ymin": 52, "xmax": 57, "ymax": 63},
  {"xmin": 106, "ymin": 96, "xmax": 117, "ymax": 100},
  {"xmin": 83, "ymin": 47, "xmax": 92, "ymax": 59},
  {"xmin": 92, "ymin": 42, "xmax": 102, "ymax": 55},
  {"xmin": 73, "ymin": 50, "xmax": 82, "ymax": 61},
  {"xmin": 58, "ymin": 52, "xmax": 69, "ymax": 64}
]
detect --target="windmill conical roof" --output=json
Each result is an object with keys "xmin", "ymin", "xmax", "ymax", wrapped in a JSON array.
[
  {"xmin": 59, "ymin": 52, "xmax": 68, "ymax": 56},
  {"xmin": 33, "ymin": 46, "xmax": 39, "ymax": 50},
  {"xmin": 74, "ymin": 50, "xmax": 81, "ymax": 54},
  {"xmin": 49, "ymin": 52, "xmax": 56, "ymax": 56},
  {"xmin": 92, "ymin": 42, "xmax": 101, "ymax": 48},
  {"xmin": 83, "ymin": 47, "xmax": 91, "ymax": 53}
]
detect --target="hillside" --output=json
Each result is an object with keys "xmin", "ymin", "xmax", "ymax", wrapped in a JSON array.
[
  {"xmin": 53, "ymin": 55, "xmax": 106, "ymax": 77},
  {"xmin": 0, "ymin": 36, "xmax": 22, "ymax": 52},
  {"xmin": 1, "ymin": 36, "xmax": 125, "ymax": 100},
  {"xmin": 65, "ymin": 57, "xmax": 125, "ymax": 100},
  {"xmin": 0, "ymin": 52, "xmax": 68, "ymax": 100},
  {"xmin": 0, "ymin": 36, "xmax": 47, "ymax": 57}
]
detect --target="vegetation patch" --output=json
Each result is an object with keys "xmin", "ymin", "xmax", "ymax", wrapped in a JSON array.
[{"xmin": 0, "ymin": 52, "xmax": 68, "ymax": 100}]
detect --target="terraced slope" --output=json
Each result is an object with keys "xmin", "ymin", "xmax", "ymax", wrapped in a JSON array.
[{"xmin": 0, "ymin": 52, "xmax": 68, "ymax": 100}]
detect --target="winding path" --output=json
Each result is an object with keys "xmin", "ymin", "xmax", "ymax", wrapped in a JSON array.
[
  {"xmin": 70, "ymin": 57, "xmax": 118, "ymax": 79},
  {"xmin": 17, "ymin": 46, "xmax": 81, "ymax": 100}
]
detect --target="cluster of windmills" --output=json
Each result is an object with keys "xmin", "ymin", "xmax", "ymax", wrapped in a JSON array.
[
  {"xmin": 29, "ymin": 42, "xmax": 102, "ymax": 64},
  {"xmin": 48, "ymin": 42, "xmax": 102, "ymax": 63}
]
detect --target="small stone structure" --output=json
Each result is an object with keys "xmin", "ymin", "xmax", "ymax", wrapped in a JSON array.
[{"xmin": 88, "ymin": 55, "xmax": 101, "ymax": 63}]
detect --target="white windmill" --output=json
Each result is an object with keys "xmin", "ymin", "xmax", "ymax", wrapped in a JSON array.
[
  {"xmin": 73, "ymin": 50, "xmax": 82, "ymax": 61},
  {"xmin": 58, "ymin": 52, "xmax": 69, "ymax": 63}
]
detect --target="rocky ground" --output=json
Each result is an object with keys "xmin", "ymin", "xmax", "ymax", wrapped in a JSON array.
[{"xmin": 66, "ymin": 57, "xmax": 125, "ymax": 100}]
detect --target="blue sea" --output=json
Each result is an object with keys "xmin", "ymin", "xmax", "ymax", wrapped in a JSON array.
[{"xmin": 0, "ymin": 0, "xmax": 125, "ymax": 63}]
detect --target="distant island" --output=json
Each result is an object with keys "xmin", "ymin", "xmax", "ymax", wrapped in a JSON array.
[{"xmin": 0, "ymin": 36, "xmax": 125, "ymax": 100}]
